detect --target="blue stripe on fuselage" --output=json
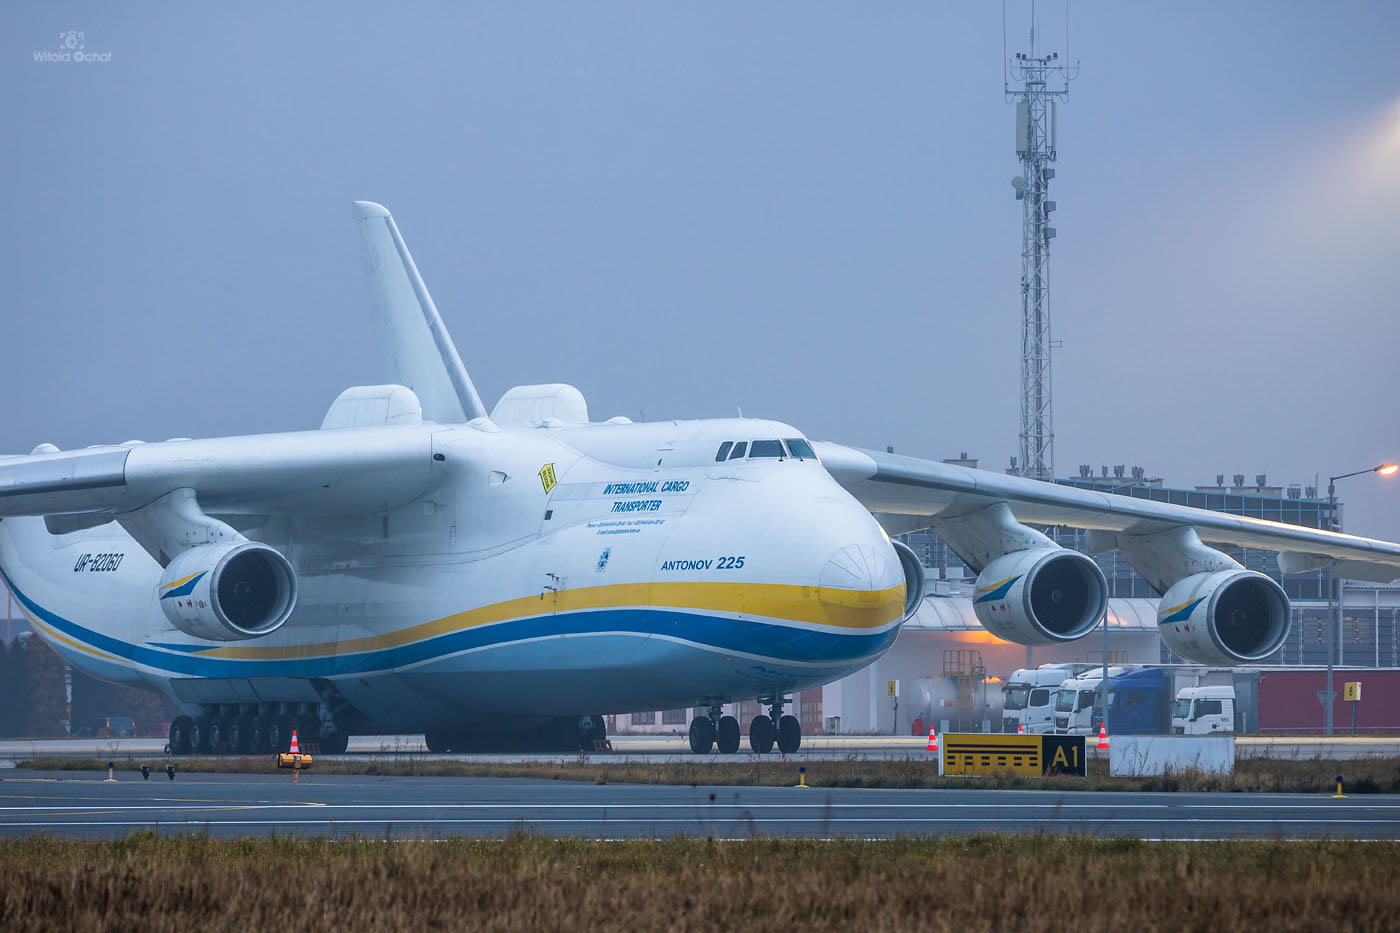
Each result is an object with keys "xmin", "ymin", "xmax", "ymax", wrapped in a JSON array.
[{"xmin": 0, "ymin": 566, "xmax": 899, "ymax": 679}]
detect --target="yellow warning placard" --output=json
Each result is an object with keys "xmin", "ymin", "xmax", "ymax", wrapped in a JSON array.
[
  {"xmin": 942, "ymin": 733, "xmax": 1041, "ymax": 776},
  {"xmin": 539, "ymin": 463, "xmax": 558, "ymax": 493},
  {"xmin": 1344, "ymin": 681, "xmax": 1362, "ymax": 702}
]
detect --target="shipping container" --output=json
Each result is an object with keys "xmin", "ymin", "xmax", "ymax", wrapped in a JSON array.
[{"xmin": 1255, "ymin": 670, "xmax": 1400, "ymax": 734}]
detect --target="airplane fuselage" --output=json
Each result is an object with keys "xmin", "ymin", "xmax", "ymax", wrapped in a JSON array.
[{"xmin": 0, "ymin": 417, "xmax": 905, "ymax": 734}]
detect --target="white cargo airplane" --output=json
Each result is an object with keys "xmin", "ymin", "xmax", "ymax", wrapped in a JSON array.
[{"xmin": 2, "ymin": 202, "xmax": 1398, "ymax": 756}]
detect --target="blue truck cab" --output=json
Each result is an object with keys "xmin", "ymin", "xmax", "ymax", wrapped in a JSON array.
[{"xmin": 1091, "ymin": 667, "xmax": 1173, "ymax": 735}]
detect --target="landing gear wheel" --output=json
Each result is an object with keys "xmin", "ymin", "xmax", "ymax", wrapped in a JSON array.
[
  {"xmin": 424, "ymin": 730, "xmax": 452, "ymax": 753},
  {"xmin": 209, "ymin": 718, "xmax": 232, "ymax": 754},
  {"xmin": 716, "ymin": 715, "xmax": 741, "ymax": 754},
  {"xmin": 268, "ymin": 716, "xmax": 292, "ymax": 753},
  {"xmin": 777, "ymin": 714, "xmax": 802, "ymax": 754},
  {"xmin": 168, "ymin": 716, "xmax": 193, "ymax": 755},
  {"xmin": 688, "ymin": 715, "xmax": 716, "ymax": 754},
  {"xmin": 190, "ymin": 716, "xmax": 212, "ymax": 754},
  {"xmin": 227, "ymin": 718, "xmax": 249, "ymax": 755},
  {"xmin": 748, "ymin": 715, "xmax": 775, "ymax": 755},
  {"xmin": 248, "ymin": 718, "xmax": 271, "ymax": 755},
  {"xmin": 319, "ymin": 731, "xmax": 349, "ymax": 755}
]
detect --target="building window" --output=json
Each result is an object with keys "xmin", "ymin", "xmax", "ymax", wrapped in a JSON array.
[
  {"xmin": 662, "ymin": 709, "xmax": 686, "ymax": 725},
  {"xmin": 631, "ymin": 711, "xmax": 656, "ymax": 726}
]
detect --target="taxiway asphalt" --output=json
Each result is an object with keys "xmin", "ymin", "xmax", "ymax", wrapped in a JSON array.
[{"xmin": 0, "ymin": 769, "xmax": 1392, "ymax": 840}]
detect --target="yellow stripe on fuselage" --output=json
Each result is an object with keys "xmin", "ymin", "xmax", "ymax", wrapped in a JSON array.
[
  {"xmin": 27, "ymin": 613, "xmax": 123, "ymax": 664},
  {"xmin": 195, "ymin": 580, "xmax": 906, "ymax": 661}
]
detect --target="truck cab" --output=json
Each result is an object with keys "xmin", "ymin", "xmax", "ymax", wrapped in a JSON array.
[
  {"xmin": 1172, "ymin": 685, "xmax": 1235, "ymax": 735},
  {"xmin": 1001, "ymin": 664, "xmax": 1085, "ymax": 734},
  {"xmin": 1094, "ymin": 667, "xmax": 1172, "ymax": 735},
  {"xmin": 1053, "ymin": 667, "xmax": 1126, "ymax": 735}
]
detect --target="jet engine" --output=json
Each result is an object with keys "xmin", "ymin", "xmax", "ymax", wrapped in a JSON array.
[
  {"xmin": 890, "ymin": 540, "xmax": 927, "ymax": 621},
  {"xmin": 972, "ymin": 548, "xmax": 1108, "ymax": 645},
  {"xmin": 1157, "ymin": 569, "xmax": 1289, "ymax": 666},
  {"xmin": 158, "ymin": 541, "xmax": 298, "ymax": 641}
]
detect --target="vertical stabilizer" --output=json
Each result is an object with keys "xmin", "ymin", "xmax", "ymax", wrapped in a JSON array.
[{"xmin": 351, "ymin": 201, "xmax": 488, "ymax": 423}]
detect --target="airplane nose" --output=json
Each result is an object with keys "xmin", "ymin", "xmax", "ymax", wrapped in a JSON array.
[
  {"xmin": 815, "ymin": 543, "xmax": 905, "ymax": 628},
  {"xmin": 819, "ymin": 544, "xmax": 892, "ymax": 592}
]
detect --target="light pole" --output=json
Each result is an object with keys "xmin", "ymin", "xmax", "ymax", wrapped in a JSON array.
[{"xmin": 1323, "ymin": 463, "xmax": 1398, "ymax": 735}]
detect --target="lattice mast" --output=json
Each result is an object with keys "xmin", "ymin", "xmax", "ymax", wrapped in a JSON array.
[{"xmin": 1007, "ymin": 10, "xmax": 1075, "ymax": 481}]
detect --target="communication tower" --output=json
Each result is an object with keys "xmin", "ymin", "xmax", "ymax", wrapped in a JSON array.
[{"xmin": 1007, "ymin": 9, "xmax": 1076, "ymax": 481}]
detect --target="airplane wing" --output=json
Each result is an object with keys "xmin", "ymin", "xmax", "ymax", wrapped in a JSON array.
[
  {"xmin": 0, "ymin": 426, "xmax": 437, "ymax": 523},
  {"xmin": 814, "ymin": 442, "xmax": 1400, "ymax": 584}
]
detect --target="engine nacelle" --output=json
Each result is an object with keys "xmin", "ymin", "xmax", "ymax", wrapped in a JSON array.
[
  {"xmin": 973, "ymin": 548, "xmax": 1108, "ymax": 645},
  {"xmin": 1157, "ymin": 570, "xmax": 1289, "ymax": 665},
  {"xmin": 158, "ymin": 542, "xmax": 297, "ymax": 641},
  {"xmin": 890, "ymin": 540, "xmax": 927, "ymax": 621}
]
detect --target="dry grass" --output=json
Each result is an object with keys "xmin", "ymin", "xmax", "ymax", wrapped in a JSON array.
[
  {"xmin": 17, "ymin": 754, "xmax": 1400, "ymax": 794},
  {"xmin": 0, "ymin": 833, "xmax": 1396, "ymax": 931}
]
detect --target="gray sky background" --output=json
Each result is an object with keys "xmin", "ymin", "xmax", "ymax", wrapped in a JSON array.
[{"xmin": 3, "ymin": 3, "xmax": 1398, "ymax": 538}]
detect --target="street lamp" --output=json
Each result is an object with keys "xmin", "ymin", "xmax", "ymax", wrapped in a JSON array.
[{"xmin": 1323, "ymin": 463, "xmax": 1399, "ymax": 735}]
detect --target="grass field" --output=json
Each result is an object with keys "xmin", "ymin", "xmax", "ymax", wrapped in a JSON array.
[
  {"xmin": 16, "ymin": 753, "xmax": 1400, "ymax": 793},
  {"xmin": 0, "ymin": 833, "xmax": 1395, "ymax": 930}
]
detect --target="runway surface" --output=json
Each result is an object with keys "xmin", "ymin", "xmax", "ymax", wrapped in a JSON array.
[
  {"xmin": 0, "ymin": 769, "xmax": 1393, "ymax": 840},
  {"xmin": 3, "ymin": 733, "xmax": 1398, "ymax": 765}
]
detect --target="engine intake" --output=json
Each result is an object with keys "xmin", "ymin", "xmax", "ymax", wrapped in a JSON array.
[
  {"xmin": 890, "ymin": 540, "xmax": 927, "ymax": 621},
  {"xmin": 1157, "ymin": 570, "xmax": 1289, "ymax": 665},
  {"xmin": 972, "ymin": 548, "xmax": 1108, "ymax": 645},
  {"xmin": 158, "ymin": 541, "xmax": 297, "ymax": 641}
]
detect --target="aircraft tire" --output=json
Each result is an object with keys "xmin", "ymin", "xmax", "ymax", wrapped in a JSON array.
[
  {"xmin": 688, "ymin": 716, "xmax": 715, "ymax": 754},
  {"xmin": 209, "ymin": 718, "xmax": 232, "ymax": 755},
  {"xmin": 777, "ymin": 714, "xmax": 801, "ymax": 754},
  {"xmin": 190, "ymin": 716, "xmax": 212, "ymax": 755},
  {"xmin": 716, "ymin": 715, "xmax": 741, "ymax": 754},
  {"xmin": 227, "ymin": 718, "xmax": 249, "ymax": 755},
  {"xmin": 747, "ymin": 715, "xmax": 774, "ymax": 754},
  {"xmin": 248, "ymin": 717, "xmax": 271, "ymax": 754},
  {"xmin": 168, "ymin": 716, "xmax": 193, "ymax": 755},
  {"xmin": 268, "ymin": 716, "xmax": 292, "ymax": 754}
]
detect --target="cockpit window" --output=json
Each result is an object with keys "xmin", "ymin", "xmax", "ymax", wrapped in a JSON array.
[
  {"xmin": 715, "ymin": 441, "xmax": 733, "ymax": 462},
  {"xmin": 785, "ymin": 438, "xmax": 816, "ymax": 460},
  {"xmin": 728, "ymin": 441, "xmax": 747, "ymax": 460},
  {"xmin": 749, "ymin": 439, "xmax": 784, "ymax": 458}
]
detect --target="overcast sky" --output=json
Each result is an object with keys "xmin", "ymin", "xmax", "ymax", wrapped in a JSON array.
[{"xmin": 2, "ymin": 2, "xmax": 1398, "ymax": 538}]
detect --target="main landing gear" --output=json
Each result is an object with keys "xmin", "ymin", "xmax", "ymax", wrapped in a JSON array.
[
  {"xmin": 748, "ymin": 696, "xmax": 801, "ymax": 755},
  {"xmin": 166, "ymin": 705, "xmax": 352, "ymax": 756},
  {"xmin": 689, "ymin": 698, "xmax": 802, "ymax": 755},
  {"xmin": 688, "ymin": 704, "xmax": 742, "ymax": 754}
]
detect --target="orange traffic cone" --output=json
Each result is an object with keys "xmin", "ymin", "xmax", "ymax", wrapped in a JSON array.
[
  {"xmin": 1097, "ymin": 723, "xmax": 1109, "ymax": 751},
  {"xmin": 289, "ymin": 729, "xmax": 300, "ymax": 754},
  {"xmin": 926, "ymin": 726, "xmax": 939, "ymax": 753},
  {"xmin": 1018, "ymin": 724, "xmax": 1025, "ymax": 734}
]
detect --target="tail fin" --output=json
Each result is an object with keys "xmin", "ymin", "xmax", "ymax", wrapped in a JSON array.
[{"xmin": 352, "ymin": 201, "xmax": 488, "ymax": 423}]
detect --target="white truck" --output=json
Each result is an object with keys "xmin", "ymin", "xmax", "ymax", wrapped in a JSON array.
[
  {"xmin": 1171, "ymin": 685, "xmax": 1236, "ymax": 734},
  {"xmin": 1000, "ymin": 663, "xmax": 1088, "ymax": 734},
  {"xmin": 1053, "ymin": 667, "xmax": 1128, "ymax": 735}
]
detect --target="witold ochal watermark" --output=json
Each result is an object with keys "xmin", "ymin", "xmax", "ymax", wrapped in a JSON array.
[{"xmin": 34, "ymin": 30, "xmax": 112, "ymax": 63}]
